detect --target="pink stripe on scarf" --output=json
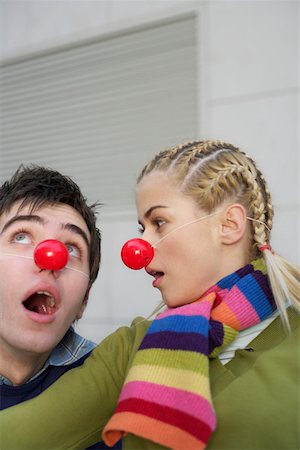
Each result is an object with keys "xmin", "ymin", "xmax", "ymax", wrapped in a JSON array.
[
  {"xmin": 118, "ymin": 380, "xmax": 216, "ymax": 429},
  {"xmin": 222, "ymin": 286, "xmax": 260, "ymax": 328},
  {"xmin": 157, "ymin": 294, "xmax": 216, "ymax": 320}
]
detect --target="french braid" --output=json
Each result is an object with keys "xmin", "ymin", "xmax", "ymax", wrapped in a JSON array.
[{"xmin": 138, "ymin": 140, "xmax": 299, "ymax": 328}]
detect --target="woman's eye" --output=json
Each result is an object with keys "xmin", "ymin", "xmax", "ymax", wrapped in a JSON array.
[
  {"xmin": 66, "ymin": 244, "xmax": 81, "ymax": 258},
  {"xmin": 137, "ymin": 219, "xmax": 166, "ymax": 235},
  {"xmin": 13, "ymin": 232, "xmax": 32, "ymax": 244},
  {"xmin": 137, "ymin": 225, "xmax": 144, "ymax": 235},
  {"xmin": 154, "ymin": 219, "xmax": 166, "ymax": 228}
]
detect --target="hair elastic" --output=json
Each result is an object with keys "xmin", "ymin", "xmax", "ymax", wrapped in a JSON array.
[{"xmin": 258, "ymin": 244, "xmax": 274, "ymax": 254}]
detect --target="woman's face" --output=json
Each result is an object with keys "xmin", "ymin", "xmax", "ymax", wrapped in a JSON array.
[{"xmin": 136, "ymin": 172, "xmax": 225, "ymax": 308}]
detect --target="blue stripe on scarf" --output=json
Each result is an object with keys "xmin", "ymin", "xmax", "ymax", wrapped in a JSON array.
[
  {"xmin": 253, "ymin": 271, "xmax": 276, "ymax": 310},
  {"xmin": 217, "ymin": 272, "xmax": 241, "ymax": 290},
  {"xmin": 148, "ymin": 315, "xmax": 208, "ymax": 335},
  {"xmin": 217, "ymin": 263, "xmax": 254, "ymax": 290},
  {"xmin": 239, "ymin": 275, "xmax": 273, "ymax": 320}
]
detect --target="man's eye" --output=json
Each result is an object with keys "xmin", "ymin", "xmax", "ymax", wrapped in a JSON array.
[
  {"xmin": 66, "ymin": 244, "xmax": 81, "ymax": 258},
  {"xmin": 13, "ymin": 232, "xmax": 31, "ymax": 244}
]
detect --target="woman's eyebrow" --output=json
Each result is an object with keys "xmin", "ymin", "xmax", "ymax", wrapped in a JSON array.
[
  {"xmin": 63, "ymin": 223, "xmax": 89, "ymax": 247},
  {"xmin": 0, "ymin": 215, "xmax": 43, "ymax": 235},
  {"xmin": 144, "ymin": 205, "xmax": 168, "ymax": 219}
]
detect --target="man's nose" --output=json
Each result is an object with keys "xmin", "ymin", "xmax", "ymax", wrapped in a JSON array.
[{"xmin": 34, "ymin": 240, "xmax": 69, "ymax": 271}]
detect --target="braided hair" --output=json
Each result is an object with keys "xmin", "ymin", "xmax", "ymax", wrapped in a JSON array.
[{"xmin": 138, "ymin": 140, "xmax": 299, "ymax": 329}]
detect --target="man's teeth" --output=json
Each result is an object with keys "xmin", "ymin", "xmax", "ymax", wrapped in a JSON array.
[
  {"xmin": 47, "ymin": 298, "xmax": 56, "ymax": 308},
  {"xmin": 36, "ymin": 291, "xmax": 56, "ymax": 307},
  {"xmin": 37, "ymin": 290, "xmax": 51, "ymax": 295}
]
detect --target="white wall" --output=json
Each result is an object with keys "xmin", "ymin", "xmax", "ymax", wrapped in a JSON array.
[{"xmin": 1, "ymin": 0, "xmax": 299, "ymax": 342}]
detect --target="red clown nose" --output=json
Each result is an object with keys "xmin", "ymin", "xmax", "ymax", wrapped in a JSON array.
[
  {"xmin": 121, "ymin": 238, "xmax": 154, "ymax": 270},
  {"xmin": 34, "ymin": 239, "xmax": 69, "ymax": 271}
]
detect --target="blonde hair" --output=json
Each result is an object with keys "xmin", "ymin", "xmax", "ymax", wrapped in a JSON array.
[{"xmin": 138, "ymin": 140, "xmax": 300, "ymax": 329}]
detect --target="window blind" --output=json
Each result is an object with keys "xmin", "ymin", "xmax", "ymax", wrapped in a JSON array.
[{"xmin": 0, "ymin": 14, "xmax": 198, "ymax": 214}]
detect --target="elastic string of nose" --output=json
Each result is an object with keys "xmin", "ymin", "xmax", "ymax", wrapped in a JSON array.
[
  {"xmin": 0, "ymin": 239, "xmax": 89, "ymax": 278},
  {"xmin": 34, "ymin": 240, "xmax": 90, "ymax": 277},
  {"xmin": 151, "ymin": 210, "xmax": 221, "ymax": 247},
  {"xmin": 121, "ymin": 209, "xmax": 271, "ymax": 271},
  {"xmin": 121, "ymin": 210, "xmax": 221, "ymax": 270}
]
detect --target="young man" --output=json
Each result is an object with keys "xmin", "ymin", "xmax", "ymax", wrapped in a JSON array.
[{"xmin": 0, "ymin": 164, "xmax": 120, "ymax": 449}]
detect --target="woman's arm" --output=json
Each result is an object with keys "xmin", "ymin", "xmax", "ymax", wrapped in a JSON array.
[{"xmin": 0, "ymin": 318, "xmax": 150, "ymax": 449}]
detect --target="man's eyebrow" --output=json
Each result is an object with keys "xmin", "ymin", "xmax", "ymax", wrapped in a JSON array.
[
  {"xmin": 0, "ymin": 215, "xmax": 44, "ymax": 235},
  {"xmin": 144, "ymin": 205, "xmax": 168, "ymax": 219},
  {"xmin": 0, "ymin": 215, "xmax": 90, "ymax": 248},
  {"xmin": 63, "ymin": 223, "xmax": 90, "ymax": 247}
]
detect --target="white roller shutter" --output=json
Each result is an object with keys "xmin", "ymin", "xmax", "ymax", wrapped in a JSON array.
[{"xmin": 0, "ymin": 14, "xmax": 198, "ymax": 214}]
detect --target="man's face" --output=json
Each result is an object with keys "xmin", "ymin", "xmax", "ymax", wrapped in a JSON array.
[{"xmin": 0, "ymin": 201, "xmax": 91, "ymax": 360}]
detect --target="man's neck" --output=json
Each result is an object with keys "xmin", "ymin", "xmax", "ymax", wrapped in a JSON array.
[{"xmin": 0, "ymin": 346, "xmax": 50, "ymax": 386}]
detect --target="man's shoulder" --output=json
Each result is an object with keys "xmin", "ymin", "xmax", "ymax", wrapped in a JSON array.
[
  {"xmin": 49, "ymin": 327, "xmax": 96, "ymax": 366},
  {"xmin": 0, "ymin": 354, "xmax": 92, "ymax": 410}
]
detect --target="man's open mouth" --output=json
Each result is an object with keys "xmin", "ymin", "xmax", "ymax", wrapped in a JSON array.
[{"xmin": 23, "ymin": 291, "xmax": 57, "ymax": 315}]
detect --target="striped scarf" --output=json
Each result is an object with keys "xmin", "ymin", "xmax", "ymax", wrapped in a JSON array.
[{"xmin": 103, "ymin": 259, "xmax": 276, "ymax": 449}]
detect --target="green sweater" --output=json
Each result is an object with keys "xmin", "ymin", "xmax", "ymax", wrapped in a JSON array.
[{"xmin": 1, "ymin": 310, "xmax": 299, "ymax": 450}]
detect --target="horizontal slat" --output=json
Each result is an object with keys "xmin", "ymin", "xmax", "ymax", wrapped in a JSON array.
[{"xmin": 1, "ymin": 63, "xmax": 196, "ymax": 119}]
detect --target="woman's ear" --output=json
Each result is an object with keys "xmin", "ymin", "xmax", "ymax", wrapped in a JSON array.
[{"xmin": 219, "ymin": 203, "xmax": 248, "ymax": 245}]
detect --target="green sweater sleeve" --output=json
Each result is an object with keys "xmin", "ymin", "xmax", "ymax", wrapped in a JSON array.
[
  {"xmin": 2, "ymin": 313, "xmax": 298, "ymax": 450},
  {"xmin": 0, "ymin": 318, "xmax": 150, "ymax": 450}
]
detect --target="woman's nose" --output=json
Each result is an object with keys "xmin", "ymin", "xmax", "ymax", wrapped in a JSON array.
[
  {"xmin": 140, "ymin": 228, "xmax": 153, "ymax": 244},
  {"xmin": 121, "ymin": 238, "xmax": 154, "ymax": 270}
]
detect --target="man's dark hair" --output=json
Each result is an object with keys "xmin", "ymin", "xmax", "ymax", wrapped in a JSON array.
[{"xmin": 0, "ymin": 164, "xmax": 101, "ymax": 288}]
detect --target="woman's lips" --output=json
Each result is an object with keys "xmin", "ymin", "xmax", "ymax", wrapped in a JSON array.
[
  {"xmin": 153, "ymin": 273, "xmax": 164, "ymax": 288},
  {"xmin": 146, "ymin": 268, "xmax": 164, "ymax": 288}
]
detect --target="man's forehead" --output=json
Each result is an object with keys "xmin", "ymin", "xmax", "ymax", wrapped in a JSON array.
[
  {"xmin": 0, "ymin": 200, "xmax": 26, "ymax": 221},
  {"xmin": 0, "ymin": 201, "xmax": 90, "ymax": 237},
  {"xmin": 1, "ymin": 200, "xmax": 43, "ymax": 222}
]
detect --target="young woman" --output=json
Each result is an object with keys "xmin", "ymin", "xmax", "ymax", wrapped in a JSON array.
[{"xmin": 1, "ymin": 141, "xmax": 299, "ymax": 450}]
